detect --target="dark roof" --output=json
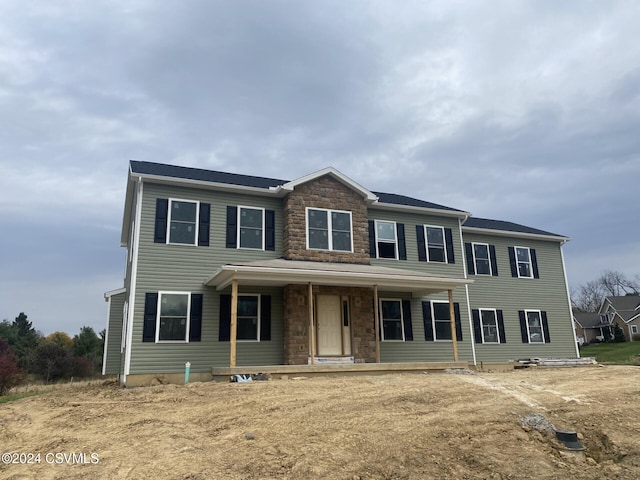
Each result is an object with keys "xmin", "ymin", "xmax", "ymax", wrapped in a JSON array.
[
  {"xmin": 129, "ymin": 160, "xmax": 463, "ymax": 212},
  {"xmin": 130, "ymin": 160, "xmax": 286, "ymax": 189},
  {"xmin": 463, "ymin": 217, "xmax": 565, "ymax": 238},
  {"xmin": 606, "ymin": 296, "xmax": 640, "ymax": 321},
  {"xmin": 373, "ymin": 192, "xmax": 465, "ymax": 213},
  {"xmin": 573, "ymin": 311, "xmax": 603, "ymax": 329}
]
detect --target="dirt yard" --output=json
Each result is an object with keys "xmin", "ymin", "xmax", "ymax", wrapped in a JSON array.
[{"xmin": 1, "ymin": 365, "xmax": 639, "ymax": 479}]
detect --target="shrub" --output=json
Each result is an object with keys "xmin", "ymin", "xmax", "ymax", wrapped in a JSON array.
[
  {"xmin": 633, "ymin": 334, "xmax": 640, "ymax": 342},
  {"xmin": 614, "ymin": 324, "xmax": 626, "ymax": 343},
  {"xmin": 0, "ymin": 339, "xmax": 26, "ymax": 395}
]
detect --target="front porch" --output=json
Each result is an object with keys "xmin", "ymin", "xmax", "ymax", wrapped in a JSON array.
[{"xmin": 211, "ymin": 361, "xmax": 470, "ymax": 382}]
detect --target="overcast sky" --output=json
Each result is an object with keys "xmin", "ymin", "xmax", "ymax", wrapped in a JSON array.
[{"xmin": 1, "ymin": 1, "xmax": 639, "ymax": 335}]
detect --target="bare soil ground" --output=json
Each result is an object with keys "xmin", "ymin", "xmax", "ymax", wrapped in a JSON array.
[{"xmin": 1, "ymin": 365, "xmax": 639, "ymax": 480}]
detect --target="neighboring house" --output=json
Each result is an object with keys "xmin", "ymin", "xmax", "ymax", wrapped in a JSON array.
[
  {"xmin": 103, "ymin": 161, "xmax": 578, "ymax": 386},
  {"xmin": 573, "ymin": 309, "xmax": 610, "ymax": 345},
  {"xmin": 598, "ymin": 296, "xmax": 640, "ymax": 341}
]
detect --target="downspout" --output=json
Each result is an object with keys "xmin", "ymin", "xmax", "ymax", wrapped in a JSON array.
[
  {"xmin": 459, "ymin": 217, "xmax": 477, "ymax": 366},
  {"xmin": 560, "ymin": 243, "xmax": 580, "ymax": 358}
]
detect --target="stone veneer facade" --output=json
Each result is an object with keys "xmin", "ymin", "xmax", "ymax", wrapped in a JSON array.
[
  {"xmin": 283, "ymin": 175, "xmax": 370, "ymax": 264},
  {"xmin": 283, "ymin": 285, "xmax": 377, "ymax": 365}
]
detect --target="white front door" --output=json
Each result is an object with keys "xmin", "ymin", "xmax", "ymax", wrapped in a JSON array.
[{"xmin": 316, "ymin": 295, "xmax": 343, "ymax": 355}]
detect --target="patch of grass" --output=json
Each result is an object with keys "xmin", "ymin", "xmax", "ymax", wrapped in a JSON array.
[
  {"xmin": 0, "ymin": 391, "xmax": 40, "ymax": 404},
  {"xmin": 580, "ymin": 342, "xmax": 640, "ymax": 365}
]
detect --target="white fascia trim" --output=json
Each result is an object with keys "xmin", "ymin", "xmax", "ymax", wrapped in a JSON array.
[
  {"xmin": 104, "ymin": 287, "xmax": 126, "ymax": 300},
  {"xmin": 372, "ymin": 202, "xmax": 470, "ymax": 219},
  {"xmin": 560, "ymin": 246, "xmax": 580, "ymax": 358},
  {"xmin": 280, "ymin": 167, "xmax": 378, "ymax": 203},
  {"xmin": 459, "ymin": 217, "xmax": 477, "ymax": 366},
  {"xmin": 124, "ymin": 180, "xmax": 144, "ymax": 380},
  {"xmin": 134, "ymin": 172, "xmax": 279, "ymax": 196},
  {"xmin": 462, "ymin": 226, "xmax": 570, "ymax": 243}
]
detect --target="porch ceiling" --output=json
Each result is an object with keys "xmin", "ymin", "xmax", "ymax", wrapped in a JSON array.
[{"xmin": 204, "ymin": 259, "xmax": 472, "ymax": 295}]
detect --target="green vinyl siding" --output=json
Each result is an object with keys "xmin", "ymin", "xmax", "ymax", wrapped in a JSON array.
[
  {"xmin": 104, "ymin": 292, "xmax": 125, "ymax": 375},
  {"xmin": 463, "ymin": 231, "xmax": 576, "ymax": 363},
  {"xmin": 128, "ymin": 182, "xmax": 285, "ymax": 374}
]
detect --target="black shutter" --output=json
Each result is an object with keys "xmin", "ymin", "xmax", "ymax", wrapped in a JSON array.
[
  {"xmin": 531, "ymin": 249, "xmax": 539, "ymax": 278},
  {"xmin": 416, "ymin": 225, "xmax": 427, "ymax": 262},
  {"xmin": 143, "ymin": 293, "xmax": 158, "ymax": 342},
  {"xmin": 445, "ymin": 228, "xmax": 455, "ymax": 264},
  {"xmin": 397, "ymin": 223, "xmax": 407, "ymax": 260},
  {"xmin": 465, "ymin": 243, "xmax": 475, "ymax": 275},
  {"xmin": 497, "ymin": 310, "xmax": 506, "ymax": 343},
  {"xmin": 368, "ymin": 220, "xmax": 376, "ymax": 258},
  {"xmin": 422, "ymin": 301, "xmax": 434, "ymax": 341},
  {"xmin": 260, "ymin": 295, "xmax": 271, "ymax": 341},
  {"xmin": 226, "ymin": 206, "xmax": 237, "ymax": 248},
  {"xmin": 509, "ymin": 247, "xmax": 518, "ymax": 277},
  {"xmin": 198, "ymin": 203, "xmax": 210, "ymax": 247},
  {"xmin": 402, "ymin": 300, "xmax": 413, "ymax": 341},
  {"xmin": 154, "ymin": 199, "xmax": 168, "ymax": 243},
  {"xmin": 189, "ymin": 294, "xmax": 203, "ymax": 342},
  {"xmin": 472, "ymin": 309, "xmax": 482, "ymax": 343},
  {"xmin": 519, "ymin": 310, "xmax": 529, "ymax": 343},
  {"xmin": 541, "ymin": 311, "xmax": 550, "ymax": 343},
  {"xmin": 454, "ymin": 303, "xmax": 462, "ymax": 341},
  {"xmin": 265, "ymin": 210, "xmax": 276, "ymax": 251},
  {"xmin": 219, "ymin": 294, "xmax": 231, "ymax": 341},
  {"xmin": 489, "ymin": 245, "xmax": 499, "ymax": 276}
]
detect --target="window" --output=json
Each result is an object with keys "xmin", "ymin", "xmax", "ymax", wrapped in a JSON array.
[
  {"xmin": 431, "ymin": 301, "xmax": 453, "ymax": 340},
  {"xmin": 526, "ymin": 310, "xmax": 545, "ymax": 343},
  {"xmin": 237, "ymin": 295, "xmax": 260, "ymax": 341},
  {"xmin": 480, "ymin": 309, "xmax": 499, "ymax": 343},
  {"xmin": 425, "ymin": 226, "xmax": 447, "ymax": 262},
  {"xmin": 168, "ymin": 199, "xmax": 199, "ymax": 245},
  {"xmin": 307, "ymin": 208, "xmax": 352, "ymax": 252},
  {"xmin": 381, "ymin": 299, "xmax": 404, "ymax": 341},
  {"xmin": 632, "ymin": 325, "xmax": 638, "ymax": 335},
  {"xmin": 238, "ymin": 206, "xmax": 264, "ymax": 249},
  {"xmin": 375, "ymin": 220, "xmax": 398, "ymax": 259},
  {"xmin": 515, "ymin": 247, "xmax": 533, "ymax": 278},
  {"xmin": 157, "ymin": 292, "xmax": 190, "ymax": 342},
  {"xmin": 473, "ymin": 243, "xmax": 491, "ymax": 275}
]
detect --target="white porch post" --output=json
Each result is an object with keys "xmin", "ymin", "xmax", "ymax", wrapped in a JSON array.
[
  {"xmin": 374, "ymin": 285, "xmax": 381, "ymax": 363},
  {"xmin": 448, "ymin": 289, "xmax": 459, "ymax": 362},
  {"xmin": 308, "ymin": 282, "xmax": 315, "ymax": 365},
  {"xmin": 230, "ymin": 279, "xmax": 238, "ymax": 367}
]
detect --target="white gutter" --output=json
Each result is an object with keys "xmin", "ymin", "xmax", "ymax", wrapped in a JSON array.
[{"xmin": 462, "ymin": 226, "xmax": 570, "ymax": 243}]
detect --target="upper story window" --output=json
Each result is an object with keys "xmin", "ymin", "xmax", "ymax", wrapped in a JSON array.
[
  {"xmin": 515, "ymin": 247, "xmax": 533, "ymax": 278},
  {"xmin": 238, "ymin": 206, "xmax": 265, "ymax": 249},
  {"xmin": 473, "ymin": 243, "xmax": 491, "ymax": 275},
  {"xmin": 154, "ymin": 197, "xmax": 210, "ymax": 247},
  {"xmin": 375, "ymin": 220, "xmax": 398, "ymax": 259},
  {"xmin": 169, "ymin": 199, "xmax": 199, "ymax": 245},
  {"xmin": 508, "ymin": 246, "xmax": 539, "ymax": 279},
  {"xmin": 307, "ymin": 208, "xmax": 353, "ymax": 252},
  {"xmin": 425, "ymin": 226, "xmax": 447, "ymax": 263}
]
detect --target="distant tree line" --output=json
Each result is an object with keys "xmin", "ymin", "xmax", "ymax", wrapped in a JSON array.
[
  {"xmin": 0, "ymin": 312, "xmax": 104, "ymax": 395},
  {"xmin": 572, "ymin": 270, "xmax": 639, "ymax": 313}
]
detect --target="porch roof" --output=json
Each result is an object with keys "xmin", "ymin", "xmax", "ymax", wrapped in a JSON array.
[{"xmin": 204, "ymin": 259, "xmax": 472, "ymax": 296}]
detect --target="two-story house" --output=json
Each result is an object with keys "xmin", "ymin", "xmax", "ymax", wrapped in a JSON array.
[{"xmin": 103, "ymin": 161, "xmax": 578, "ymax": 386}]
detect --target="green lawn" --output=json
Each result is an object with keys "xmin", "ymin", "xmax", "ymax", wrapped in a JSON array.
[{"xmin": 580, "ymin": 342, "xmax": 640, "ymax": 365}]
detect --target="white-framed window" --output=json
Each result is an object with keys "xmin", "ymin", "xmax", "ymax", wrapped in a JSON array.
[
  {"xmin": 525, "ymin": 310, "xmax": 545, "ymax": 343},
  {"xmin": 472, "ymin": 243, "xmax": 492, "ymax": 275},
  {"xmin": 307, "ymin": 208, "xmax": 353, "ymax": 252},
  {"xmin": 168, "ymin": 199, "xmax": 199, "ymax": 245},
  {"xmin": 237, "ymin": 294, "xmax": 261, "ymax": 341},
  {"xmin": 515, "ymin": 246, "xmax": 533, "ymax": 278},
  {"xmin": 380, "ymin": 299, "xmax": 404, "ymax": 341},
  {"xmin": 480, "ymin": 308, "xmax": 499, "ymax": 343},
  {"xmin": 375, "ymin": 220, "xmax": 398, "ymax": 259},
  {"xmin": 156, "ymin": 292, "xmax": 191, "ymax": 342},
  {"xmin": 424, "ymin": 226, "xmax": 447, "ymax": 263},
  {"xmin": 431, "ymin": 301, "xmax": 452, "ymax": 340},
  {"xmin": 631, "ymin": 325, "xmax": 638, "ymax": 335},
  {"xmin": 238, "ymin": 206, "xmax": 265, "ymax": 250}
]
